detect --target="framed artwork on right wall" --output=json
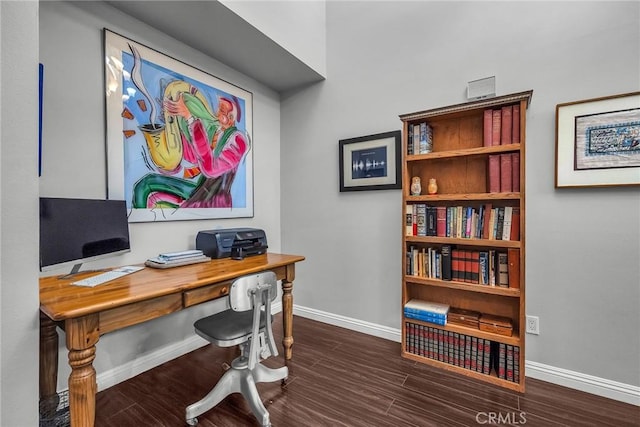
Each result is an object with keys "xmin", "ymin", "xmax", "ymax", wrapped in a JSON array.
[{"xmin": 555, "ymin": 92, "xmax": 640, "ymax": 188}]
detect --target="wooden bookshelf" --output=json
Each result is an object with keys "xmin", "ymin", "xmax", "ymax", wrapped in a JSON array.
[{"xmin": 400, "ymin": 90, "xmax": 532, "ymax": 392}]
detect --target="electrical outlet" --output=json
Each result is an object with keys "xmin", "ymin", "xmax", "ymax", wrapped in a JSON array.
[{"xmin": 526, "ymin": 315, "xmax": 539, "ymax": 335}]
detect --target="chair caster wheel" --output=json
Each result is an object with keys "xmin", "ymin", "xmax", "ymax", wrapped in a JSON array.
[{"xmin": 186, "ymin": 417, "xmax": 198, "ymax": 425}]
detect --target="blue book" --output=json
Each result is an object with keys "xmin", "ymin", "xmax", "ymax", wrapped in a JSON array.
[
  {"xmin": 479, "ymin": 251, "xmax": 489, "ymax": 285},
  {"xmin": 404, "ymin": 311, "xmax": 446, "ymax": 326},
  {"xmin": 404, "ymin": 308, "xmax": 447, "ymax": 321}
]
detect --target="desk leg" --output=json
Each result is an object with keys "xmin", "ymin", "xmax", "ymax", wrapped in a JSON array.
[
  {"xmin": 66, "ymin": 315, "xmax": 99, "ymax": 427},
  {"xmin": 282, "ymin": 264, "xmax": 295, "ymax": 360},
  {"xmin": 40, "ymin": 311, "xmax": 59, "ymax": 418}
]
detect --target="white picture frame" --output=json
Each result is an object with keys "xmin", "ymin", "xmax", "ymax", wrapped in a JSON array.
[
  {"xmin": 104, "ymin": 29, "xmax": 254, "ymax": 221},
  {"xmin": 555, "ymin": 92, "xmax": 640, "ymax": 188}
]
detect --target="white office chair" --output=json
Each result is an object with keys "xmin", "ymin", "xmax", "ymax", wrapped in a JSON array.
[{"xmin": 185, "ymin": 271, "xmax": 288, "ymax": 426}]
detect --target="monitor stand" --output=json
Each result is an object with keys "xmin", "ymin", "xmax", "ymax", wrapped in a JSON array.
[{"xmin": 57, "ymin": 263, "xmax": 108, "ymax": 280}]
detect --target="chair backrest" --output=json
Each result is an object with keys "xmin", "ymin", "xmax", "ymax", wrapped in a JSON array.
[
  {"xmin": 229, "ymin": 270, "xmax": 277, "ymax": 312},
  {"xmin": 228, "ymin": 271, "xmax": 278, "ymax": 368}
]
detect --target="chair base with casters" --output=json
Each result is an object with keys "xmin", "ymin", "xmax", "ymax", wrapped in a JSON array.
[{"xmin": 185, "ymin": 271, "xmax": 287, "ymax": 427}]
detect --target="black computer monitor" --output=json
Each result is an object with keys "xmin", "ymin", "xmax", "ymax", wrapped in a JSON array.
[{"xmin": 39, "ymin": 197, "xmax": 131, "ymax": 275}]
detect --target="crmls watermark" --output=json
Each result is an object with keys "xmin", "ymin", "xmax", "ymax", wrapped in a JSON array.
[{"xmin": 476, "ymin": 411, "xmax": 527, "ymax": 424}]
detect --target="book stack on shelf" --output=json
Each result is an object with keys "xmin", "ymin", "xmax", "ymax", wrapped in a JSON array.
[
  {"xmin": 400, "ymin": 90, "xmax": 531, "ymax": 392},
  {"xmin": 406, "ymin": 245, "xmax": 519, "ymax": 289},
  {"xmin": 484, "ymin": 104, "xmax": 521, "ymax": 194},
  {"xmin": 403, "ymin": 299, "xmax": 449, "ymax": 326},
  {"xmin": 407, "ymin": 121, "xmax": 433, "ymax": 155},
  {"xmin": 405, "ymin": 204, "xmax": 520, "ymax": 241},
  {"xmin": 404, "ymin": 305, "xmax": 517, "ymax": 383},
  {"xmin": 404, "ymin": 322, "xmax": 520, "ymax": 384}
]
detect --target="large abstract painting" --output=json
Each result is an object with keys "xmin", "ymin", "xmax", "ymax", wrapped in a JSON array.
[{"xmin": 104, "ymin": 29, "xmax": 253, "ymax": 221}]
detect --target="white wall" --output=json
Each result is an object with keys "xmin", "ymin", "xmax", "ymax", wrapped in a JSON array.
[
  {"xmin": 221, "ymin": 0, "xmax": 327, "ymax": 78},
  {"xmin": 2, "ymin": 2, "xmax": 638, "ymax": 421},
  {"xmin": 281, "ymin": 0, "xmax": 640, "ymax": 397},
  {"xmin": 0, "ymin": 2, "xmax": 40, "ymax": 426},
  {"xmin": 39, "ymin": 1, "xmax": 283, "ymax": 390}
]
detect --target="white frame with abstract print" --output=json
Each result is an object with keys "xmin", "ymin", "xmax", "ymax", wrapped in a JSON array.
[{"xmin": 104, "ymin": 29, "xmax": 253, "ymax": 221}]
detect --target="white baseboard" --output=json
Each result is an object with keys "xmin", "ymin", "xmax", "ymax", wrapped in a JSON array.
[
  {"xmin": 92, "ymin": 302, "xmax": 638, "ymax": 407},
  {"xmin": 525, "ymin": 360, "xmax": 640, "ymax": 406},
  {"xmin": 96, "ymin": 335, "xmax": 208, "ymax": 392},
  {"xmin": 293, "ymin": 305, "xmax": 402, "ymax": 342}
]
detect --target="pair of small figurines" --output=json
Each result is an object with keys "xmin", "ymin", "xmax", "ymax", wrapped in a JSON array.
[{"xmin": 411, "ymin": 177, "xmax": 437, "ymax": 196}]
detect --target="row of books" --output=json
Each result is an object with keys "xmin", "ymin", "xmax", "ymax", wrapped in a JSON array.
[
  {"xmin": 484, "ymin": 105, "xmax": 520, "ymax": 147},
  {"xmin": 407, "ymin": 121, "xmax": 433, "ymax": 155},
  {"xmin": 406, "ymin": 246, "xmax": 520, "ymax": 288},
  {"xmin": 488, "ymin": 153, "xmax": 520, "ymax": 193},
  {"xmin": 405, "ymin": 204, "xmax": 520, "ymax": 241},
  {"xmin": 405, "ymin": 322, "xmax": 520, "ymax": 383},
  {"xmin": 406, "ymin": 105, "xmax": 520, "ymax": 161},
  {"xmin": 405, "ymin": 300, "xmax": 514, "ymax": 335}
]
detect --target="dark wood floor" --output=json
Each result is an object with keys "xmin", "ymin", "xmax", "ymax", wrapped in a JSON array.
[{"xmin": 95, "ymin": 314, "xmax": 639, "ymax": 426}]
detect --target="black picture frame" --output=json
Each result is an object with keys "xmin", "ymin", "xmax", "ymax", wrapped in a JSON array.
[{"xmin": 339, "ymin": 130, "xmax": 402, "ymax": 192}]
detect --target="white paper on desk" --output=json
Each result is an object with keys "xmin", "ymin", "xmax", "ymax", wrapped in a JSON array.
[{"xmin": 147, "ymin": 257, "xmax": 168, "ymax": 264}]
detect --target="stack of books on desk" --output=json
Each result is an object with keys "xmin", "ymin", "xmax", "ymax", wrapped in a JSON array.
[
  {"xmin": 404, "ymin": 299, "xmax": 450, "ymax": 326},
  {"xmin": 145, "ymin": 250, "xmax": 211, "ymax": 269}
]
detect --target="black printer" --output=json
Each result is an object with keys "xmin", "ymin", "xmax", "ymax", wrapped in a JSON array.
[{"xmin": 196, "ymin": 228, "xmax": 268, "ymax": 260}]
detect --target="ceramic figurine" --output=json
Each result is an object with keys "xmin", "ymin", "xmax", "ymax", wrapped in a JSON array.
[
  {"xmin": 410, "ymin": 176, "xmax": 422, "ymax": 196},
  {"xmin": 427, "ymin": 178, "xmax": 438, "ymax": 195}
]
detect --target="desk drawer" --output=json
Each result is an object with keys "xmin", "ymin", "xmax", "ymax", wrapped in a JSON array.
[
  {"xmin": 184, "ymin": 281, "xmax": 231, "ymax": 308},
  {"xmin": 100, "ymin": 294, "xmax": 182, "ymax": 335}
]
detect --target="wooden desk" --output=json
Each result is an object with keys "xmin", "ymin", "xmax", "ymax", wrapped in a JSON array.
[{"xmin": 39, "ymin": 253, "xmax": 304, "ymax": 427}]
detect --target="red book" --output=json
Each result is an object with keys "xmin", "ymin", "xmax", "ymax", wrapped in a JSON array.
[
  {"xmin": 507, "ymin": 248, "xmax": 520, "ymax": 289},
  {"xmin": 436, "ymin": 206, "xmax": 447, "ymax": 237},
  {"xmin": 492, "ymin": 109, "xmax": 501, "ymax": 146},
  {"xmin": 482, "ymin": 203, "xmax": 493, "ymax": 239},
  {"xmin": 483, "ymin": 109, "xmax": 493, "ymax": 147},
  {"xmin": 510, "ymin": 208, "xmax": 520, "ymax": 241},
  {"xmin": 512, "ymin": 104, "xmax": 520, "ymax": 144},
  {"xmin": 500, "ymin": 154, "xmax": 512, "ymax": 192},
  {"xmin": 464, "ymin": 250, "xmax": 473, "ymax": 283},
  {"xmin": 488, "ymin": 155, "xmax": 500, "ymax": 193},
  {"xmin": 452, "ymin": 249, "xmax": 460, "ymax": 281},
  {"xmin": 471, "ymin": 251, "xmax": 480, "ymax": 284},
  {"xmin": 501, "ymin": 106, "xmax": 512, "ymax": 145},
  {"xmin": 511, "ymin": 152, "xmax": 520, "ymax": 192}
]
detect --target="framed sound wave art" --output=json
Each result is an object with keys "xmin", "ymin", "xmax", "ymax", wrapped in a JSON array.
[
  {"xmin": 339, "ymin": 130, "xmax": 402, "ymax": 192},
  {"xmin": 104, "ymin": 29, "xmax": 254, "ymax": 222}
]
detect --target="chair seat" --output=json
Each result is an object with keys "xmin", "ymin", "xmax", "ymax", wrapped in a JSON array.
[{"xmin": 194, "ymin": 309, "xmax": 270, "ymax": 347}]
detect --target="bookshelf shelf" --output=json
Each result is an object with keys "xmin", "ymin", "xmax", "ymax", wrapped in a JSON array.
[
  {"xmin": 406, "ymin": 192, "xmax": 521, "ymax": 202},
  {"xmin": 405, "ymin": 275, "xmax": 521, "ymax": 297},
  {"xmin": 405, "ymin": 317, "xmax": 521, "ymax": 346},
  {"xmin": 400, "ymin": 90, "xmax": 532, "ymax": 392},
  {"xmin": 406, "ymin": 143, "xmax": 521, "ymax": 161},
  {"xmin": 401, "ymin": 351, "xmax": 524, "ymax": 392},
  {"xmin": 405, "ymin": 236, "xmax": 521, "ymax": 248}
]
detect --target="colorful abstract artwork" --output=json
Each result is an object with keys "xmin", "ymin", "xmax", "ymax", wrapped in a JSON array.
[{"xmin": 104, "ymin": 30, "xmax": 253, "ymax": 221}]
